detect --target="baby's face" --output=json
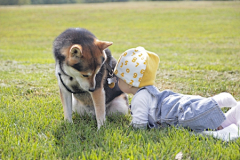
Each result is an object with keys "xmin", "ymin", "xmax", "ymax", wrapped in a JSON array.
[{"xmin": 118, "ymin": 78, "xmax": 132, "ymax": 94}]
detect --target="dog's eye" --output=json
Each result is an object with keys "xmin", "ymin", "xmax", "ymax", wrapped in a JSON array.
[{"xmin": 82, "ymin": 75, "xmax": 89, "ymax": 77}]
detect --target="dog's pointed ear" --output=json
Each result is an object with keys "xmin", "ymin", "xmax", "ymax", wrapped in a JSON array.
[
  {"xmin": 69, "ymin": 44, "xmax": 82, "ymax": 58},
  {"xmin": 96, "ymin": 40, "xmax": 113, "ymax": 51}
]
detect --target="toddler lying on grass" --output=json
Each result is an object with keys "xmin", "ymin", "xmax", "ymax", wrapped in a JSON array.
[{"xmin": 113, "ymin": 47, "xmax": 240, "ymax": 134}]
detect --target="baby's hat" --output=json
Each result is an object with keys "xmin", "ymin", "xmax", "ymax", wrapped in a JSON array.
[{"xmin": 114, "ymin": 46, "xmax": 160, "ymax": 87}]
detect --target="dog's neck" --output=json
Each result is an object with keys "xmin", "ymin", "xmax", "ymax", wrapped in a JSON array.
[
  {"xmin": 58, "ymin": 62, "xmax": 84, "ymax": 94},
  {"xmin": 59, "ymin": 62, "xmax": 73, "ymax": 80}
]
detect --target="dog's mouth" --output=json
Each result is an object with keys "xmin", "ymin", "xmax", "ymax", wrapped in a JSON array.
[{"xmin": 74, "ymin": 77, "xmax": 96, "ymax": 93}]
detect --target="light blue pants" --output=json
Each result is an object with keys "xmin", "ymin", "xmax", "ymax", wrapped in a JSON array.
[{"xmin": 145, "ymin": 86, "xmax": 226, "ymax": 132}]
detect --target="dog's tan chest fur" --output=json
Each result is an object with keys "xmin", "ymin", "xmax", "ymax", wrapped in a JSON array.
[{"xmin": 73, "ymin": 92, "xmax": 94, "ymax": 107}]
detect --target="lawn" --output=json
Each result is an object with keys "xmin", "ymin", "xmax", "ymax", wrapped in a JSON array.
[{"xmin": 0, "ymin": 1, "xmax": 240, "ymax": 159}]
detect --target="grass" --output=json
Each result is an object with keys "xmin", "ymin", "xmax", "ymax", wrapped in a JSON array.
[{"xmin": 0, "ymin": 1, "xmax": 240, "ymax": 159}]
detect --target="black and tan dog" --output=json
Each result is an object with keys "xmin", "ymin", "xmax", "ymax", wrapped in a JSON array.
[{"xmin": 53, "ymin": 28, "xmax": 128, "ymax": 129}]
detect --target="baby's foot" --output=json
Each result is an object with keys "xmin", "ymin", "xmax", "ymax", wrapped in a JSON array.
[
  {"xmin": 221, "ymin": 102, "xmax": 240, "ymax": 128},
  {"xmin": 236, "ymin": 102, "xmax": 240, "ymax": 127},
  {"xmin": 213, "ymin": 92, "xmax": 238, "ymax": 108}
]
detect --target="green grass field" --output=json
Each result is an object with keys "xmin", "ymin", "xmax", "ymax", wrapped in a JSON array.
[{"xmin": 0, "ymin": 1, "xmax": 240, "ymax": 159}]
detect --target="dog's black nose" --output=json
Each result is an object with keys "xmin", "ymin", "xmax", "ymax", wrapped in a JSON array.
[{"xmin": 89, "ymin": 88, "xmax": 95, "ymax": 92}]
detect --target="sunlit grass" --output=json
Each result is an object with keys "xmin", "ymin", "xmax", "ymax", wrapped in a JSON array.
[{"xmin": 0, "ymin": 1, "xmax": 240, "ymax": 159}]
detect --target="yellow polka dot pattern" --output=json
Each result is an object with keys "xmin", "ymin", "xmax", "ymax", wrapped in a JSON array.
[{"xmin": 114, "ymin": 46, "xmax": 160, "ymax": 87}]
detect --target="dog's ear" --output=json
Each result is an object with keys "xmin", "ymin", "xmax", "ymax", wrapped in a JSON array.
[
  {"xmin": 96, "ymin": 40, "xmax": 113, "ymax": 51},
  {"xmin": 69, "ymin": 44, "xmax": 82, "ymax": 58}
]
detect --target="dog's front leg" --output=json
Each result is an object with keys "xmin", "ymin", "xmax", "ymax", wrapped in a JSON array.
[
  {"xmin": 59, "ymin": 87, "xmax": 73, "ymax": 122},
  {"xmin": 91, "ymin": 88, "xmax": 106, "ymax": 129}
]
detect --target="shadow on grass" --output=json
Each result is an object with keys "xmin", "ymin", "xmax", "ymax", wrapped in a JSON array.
[
  {"xmin": 52, "ymin": 112, "xmax": 234, "ymax": 159},
  {"xmin": 52, "ymin": 112, "xmax": 132, "ymax": 158}
]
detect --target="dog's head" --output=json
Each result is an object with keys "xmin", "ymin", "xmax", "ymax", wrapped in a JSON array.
[
  {"xmin": 65, "ymin": 40, "xmax": 112, "ymax": 92},
  {"xmin": 54, "ymin": 28, "xmax": 112, "ymax": 92}
]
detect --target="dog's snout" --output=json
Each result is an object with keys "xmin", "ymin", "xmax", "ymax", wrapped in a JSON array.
[{"xmin": 89, "ymin": 88, "xmax": 95, "ymax": 92}]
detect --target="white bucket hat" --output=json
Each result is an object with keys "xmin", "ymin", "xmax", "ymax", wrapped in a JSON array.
[{"xmin": 114, "ymin": 46, "xmax": 160, "ymax": 87}]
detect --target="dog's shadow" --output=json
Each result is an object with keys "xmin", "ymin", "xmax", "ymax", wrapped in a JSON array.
[{"xmin": 53, "ymin": 113, "xmax": 131, "ymax": 157}]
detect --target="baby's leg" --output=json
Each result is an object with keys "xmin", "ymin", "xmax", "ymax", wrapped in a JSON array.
[
  {"xmin": 220, "ymin": 102, "xmax": 240, "ymax": 128},
  {"xmin": 213, "ymin": 92, "xmax": 237, "ymax": 108}
]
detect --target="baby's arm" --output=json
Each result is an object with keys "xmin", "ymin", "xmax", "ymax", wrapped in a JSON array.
[{"xmin": 130, "ymin": 89, "xmax": 152, "ymax": 129}]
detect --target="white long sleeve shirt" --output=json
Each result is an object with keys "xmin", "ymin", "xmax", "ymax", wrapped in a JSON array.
[{"xmin": 130, "ymin": 89, "xmax": 158, "ymax": 129}]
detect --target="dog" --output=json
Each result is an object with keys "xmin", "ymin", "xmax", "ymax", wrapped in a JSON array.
[{"xmin": 53, "ymin": 28, "xmax": 129, "ymax": 129}]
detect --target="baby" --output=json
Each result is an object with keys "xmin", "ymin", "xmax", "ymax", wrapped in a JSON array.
[{"xmin": 114, "ymin": 46, "xmax": 240, "ymax": 131}]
